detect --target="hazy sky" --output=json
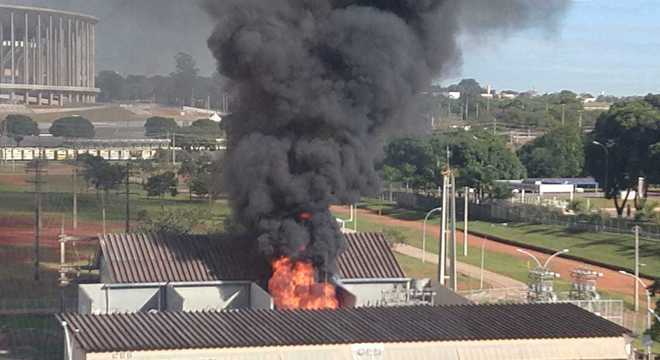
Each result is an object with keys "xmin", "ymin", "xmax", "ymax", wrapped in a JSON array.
[
  {"xmin": 5, "ymin": 0, "xmax": 659, "ymax": 96},
  {"xmin": 451, "ymin": 0, "xmax": 660, "ymax": 96}
]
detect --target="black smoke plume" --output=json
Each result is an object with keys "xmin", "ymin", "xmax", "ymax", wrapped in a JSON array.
[{"xmin": 204, "ymin": 0, "xmax": 569, "ymax": 274}]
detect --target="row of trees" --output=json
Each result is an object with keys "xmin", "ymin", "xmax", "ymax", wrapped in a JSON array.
[
  {"xmin": 96, "ymin": 52, "xmax": 228, "ymax": 109},
  {"xmin": 1, "ymin": 114, "xmax": 96, "ymax": 141},
  {"xmin": 76, "ymin": 151, "xmax": 221, "ymax": 201},
  {"xmin": 383, "ymin": 129, "xmax": 526, "ymax": 198},
  {"xmin": 387, "ymin": 93, "xmax": 660, "ymax": 216},
  {"xmin": 426, "ymin": 79, "xmax": 603, "ymax": 131},
  {"xmin": 144, "ymin": 116, "xmax": 225, "ymax": 150}
]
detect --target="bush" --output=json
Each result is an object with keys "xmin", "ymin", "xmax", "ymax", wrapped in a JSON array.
[
  {"xmin": 145, "ymin": 117, "xmax": 178, "ymax": 138},
  {"xmin": 0, "ymin": 114, "xmax": 39, "ymax": 137},
  {"xmin": 566, "ymin": 199, "xmax": 585, "ymax": 214},
  {"xmin": 144, "ymin": 172, "xmax": 179, "ymax": 198},
  {"xmin": 49, "ymin": 116, "xmax": 95, "ymax": 138},
  {"xmin": 383, "ymin": 228, "xmax": 406, "ymax": 248},
  {"xmin": 137, "ymin": 208, "xmax": 205, "ymax": 236}
]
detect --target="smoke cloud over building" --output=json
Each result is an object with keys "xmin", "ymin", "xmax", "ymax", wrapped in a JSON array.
[{"xmin": 203, "ymin": 0, "xmax": 570, "ymax": 274}]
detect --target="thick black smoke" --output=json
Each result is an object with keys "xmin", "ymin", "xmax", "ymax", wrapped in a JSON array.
[{"xmin": 204, "ymin": 0, "xmax": 569, "ymax": 274}]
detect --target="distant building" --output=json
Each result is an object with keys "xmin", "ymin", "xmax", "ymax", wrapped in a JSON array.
[
  {"xmin": 480, "ymin": 85, "xmax": 495, "ymax": 98},
  {"xmin": 0, "ymin": 137, "xmax": 170, "ymax": 161},
  {"xmin": 0, "ymin": 5, "xmax": 100, "ymax": 105},
  {"xmin": 57, "ymin": 303, "xmax": 631, "ymax": 360},
  {"xmin": 584, "ymin": 102, "xmax": 611, "ymax": 111},
  {"xmin": 499, "ymin": 90, "xmax": 519, "ymax": 99},
  {"xmin": 444, "ymin": 91, "xmax": 461, "ymax": 100}
]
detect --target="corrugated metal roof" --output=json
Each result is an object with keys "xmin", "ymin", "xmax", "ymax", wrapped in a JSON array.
[
  {"xmin": 338, "ymin": 233, "xmax": 404, "ymax": 279},
  {"xmin": 57, "ymin": 303, "xmax": 629, "ymax": 353},
  {"xmin": 100, "ymin": 232, "xmax": 404, "ymax": 283}
]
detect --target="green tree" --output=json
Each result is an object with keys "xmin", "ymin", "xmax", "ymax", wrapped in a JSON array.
[
  {"xmin": 0, "ymin": 114, "xmax": 39, "ymax": 137},
  {"xmin": 96, "ymin": 70, "xmax": 125, "ymax": 102},
  {"xmin": 383, "ymin": 137, "xmax": 435, "ymax": 189},
  {"xmin": 144, "ymin": 171, "xmax": 179, "ymax": 198},
  {"xmin": 171, "ymin": 52, "xmax": 199, "ymax": 106},
  {"xmin": 518, "ymin": 127, "xmax": 585, "ymax": 178},
  {"xmin": 144, "ymin": 117, "xmax": 178, "ymax": 138},
  {"xmin": 49, "ymin": 116, "xmax": 95, "ymax": 138},
  {"xmin": 77, "ymin": 154, "xmax": 125, "ymax": 193},
  {"xmin": 585, "ymin": 100, "xmax": 660, "ymax": 216},
  {"xmin": 430, "ymin": 130, "xmax": 526, "ymax": 198}
]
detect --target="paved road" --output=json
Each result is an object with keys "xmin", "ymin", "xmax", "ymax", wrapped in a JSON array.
[{"xmin": 392, "ymin": 243, "xmax": 526, "ymax": 289}]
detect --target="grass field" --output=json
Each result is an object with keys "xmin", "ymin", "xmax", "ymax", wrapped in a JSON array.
[{"xmin": 358, "ymin": 199, "xmax": 660, "ymax": 277}]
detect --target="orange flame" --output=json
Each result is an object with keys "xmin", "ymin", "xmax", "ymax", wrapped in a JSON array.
[{"xmin": 268, "ymin": 257, "xmax": 339, "ymax": 310}]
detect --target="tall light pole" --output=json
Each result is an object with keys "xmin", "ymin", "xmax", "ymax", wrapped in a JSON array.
[
  {"xmin": 516, "ymin": 248, "xmax": 569, "ymax": 269},
  {"xmin": 620, "ymin": 271, "xmax": 652, "ymax": 360},
  {"xmin": 592, "ymin": 141, "xmax": 610, "ymax": 194},
  {"xmin": 422, "ymin": 207, "xmax": 442, "ymax": 263}
]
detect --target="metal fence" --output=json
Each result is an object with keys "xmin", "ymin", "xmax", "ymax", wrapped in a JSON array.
[
  {"xmin": 556, "ymin": 299, "xmax": 625, "ymax": 326},
  {"xmin": 382, "ymin": 190, "xmax": 660, "ymax": 239},
  {"xmin": 470, "ymin": 201, "xmax": 660, "ymax": 240}
]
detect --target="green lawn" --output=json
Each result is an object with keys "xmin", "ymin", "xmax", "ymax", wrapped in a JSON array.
[
  {"xmin": 465, "ymin": 221, "xmax": 660, "ymax": 277},
  {"xmin": 394, "ymin": 253, "xmax": 487, "ymax": 291},
  {"xmin": 0, "ymin": 314, "xmax": 63, "ymax": 360},
  {"xmin": 357, "ymin": 199, "xmax": 660, "ymax": 277}
]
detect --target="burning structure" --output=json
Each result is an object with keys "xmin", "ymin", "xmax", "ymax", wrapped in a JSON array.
[
  {"xmin": 202, "ymin": 0, "xmax": 571, "ymax": 309},
  {"xmin": 79, "ymin": 232, "xmax": 445, "ymax": 314}
]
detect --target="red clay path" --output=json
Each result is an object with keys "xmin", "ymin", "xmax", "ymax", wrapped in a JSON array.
[{"xmin": 0, "ymin": 214, "xmax": 120, "ymax": 248}]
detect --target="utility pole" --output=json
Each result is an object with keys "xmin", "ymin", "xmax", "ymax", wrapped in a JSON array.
[
  {"xmin": 439, "ymin": 174, "xmax": 448, "ymax": 286},
  {"xmin": 634, "ymin": 225, "xmax": 640, "ymax": 312},
  {"xmin": 450, "ymin": 173, "xmax": 457, "ymax": 292},
  {"xmin": 101, "ymin": 192, "xmax": 107, "ymax": 236},
  {"xmin": 578, "ymin": 110, "xmax": 583, "ymax": 130},
  {"xmin": 464, "ymin": 97, "xmax": 469, "ymax": 121},
  {"xmin": 476, "ymin": 103, "xmax": 480, "ymax": 122},
  {"xmin": 172, "ymin": 131, "xmax": 176, "ymax": 165},
  {"xmin": 561, "ymin": 104, "xmax": 566, "ymax": 126},
  {"xmin": 464, "ymin": 186, "xmax": 469, "ymax": 257},
  {"xmin": 72, "ymin": 166, "xmax": 78, "ymax": 230},
  {"xmin": 125, "ymin": 161, "xmax": 131, "ymax": 233},
  {"xmin": 26, "ymin": 155, "xmax": 47, "ymax": 281}
]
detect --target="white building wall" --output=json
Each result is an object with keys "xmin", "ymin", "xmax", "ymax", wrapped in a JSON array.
[{"xmin": 81, "ymin": 337, "xmax": 628, "ymax": 360}]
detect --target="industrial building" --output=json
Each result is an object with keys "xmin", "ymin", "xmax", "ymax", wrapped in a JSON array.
[
  {"xmin": 77, "ymin": 232, "xmax": 447, "ymax": 314},
  {"xmin": 57, "ymin": 303, "xmax": 631, "ymax": 360},
  {"xmin": 0, "ymin": 137, "xmax": 170, "ymax": 161},
  {"xmin": 0, "ymin": 5, "xmax": 99, "ymax": 105}
]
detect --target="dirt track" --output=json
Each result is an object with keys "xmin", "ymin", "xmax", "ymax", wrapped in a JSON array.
[
  {"xmin": 0, "ymin": 214, "xmax": 120, "ymax": 248},
  {"xmin": 332, "ymin": 206, "xmax": 652, "ymax": 298}
]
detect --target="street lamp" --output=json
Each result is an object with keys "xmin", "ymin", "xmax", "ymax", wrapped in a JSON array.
[
  {"xmin": 516, "ymin": 248, "xmax": 543, "ymax": 268},
  {"xmin": 516, "ymin": 248, "xmax": 569, "ymax": 268},
  {"xmin": 422, "ymin": 207, "xmax": 442, "ymax": 263},
  {"xmin": 620, "ymin": 271, "xmax": 653, "ymax": 360},
  {"xmin": 592, "ymin": 141, "xmax": 610, "ymax": 194}
]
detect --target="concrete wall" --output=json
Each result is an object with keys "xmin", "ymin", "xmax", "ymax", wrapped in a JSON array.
[
  {"xmin": 79, "ymin": 282, "xmax": 261, "ymax": 314},
  {"xmin": 79, "ymin": 284, "xmax": 160, "ymax": 314},
  {"xmin": 166, "ymin": 284, "xmax": 248, "ymax": 312},
  {"xmin": 80, "ymin": 337, "xmax": 628, "ymax": 360},
  {"xmin": 250, "ymin": 283, "xmax": 274, "ymax": 310}
]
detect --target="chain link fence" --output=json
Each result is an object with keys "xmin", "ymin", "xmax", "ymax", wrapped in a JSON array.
[{"xmin": 469, "ymin": 200, "xmax": 660, "ymax": 241}]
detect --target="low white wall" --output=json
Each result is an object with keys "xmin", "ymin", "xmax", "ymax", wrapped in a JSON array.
[{"xmin": 82, "ymin": 337, "xmax": 628, "ymax": 360}]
